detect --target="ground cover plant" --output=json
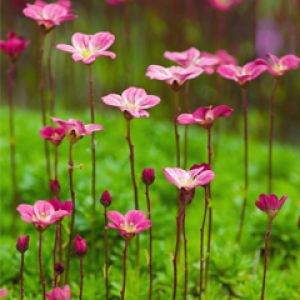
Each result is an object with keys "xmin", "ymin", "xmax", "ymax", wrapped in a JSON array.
[{"xmin": 0, "ymin": 0, "xmax": 300, "ymax": 299}]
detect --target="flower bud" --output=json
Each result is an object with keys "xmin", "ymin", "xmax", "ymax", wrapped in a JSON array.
[
  {"xmin": 16, "ymin": 235, "xmax": 30, "ymax": 253},
  {"xmin": 50, "ymin": 180, "xmax": 61, "ymax": 195},
  {"xmin": 100, "ymin": 190, "xmax": 112, "ymax": 207},
  {"xmin": 54, "ymin": 262, "xmax": 64, "ymax": 275},
  {"xmin": 74, "ymin": 235, "xmax": 87, "ymax": 257},
  {"xmin": 142, "ymin": 168, "xmax": 155, "ymax": 185}
]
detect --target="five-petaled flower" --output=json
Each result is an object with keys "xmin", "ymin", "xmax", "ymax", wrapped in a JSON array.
[
  {"xmin": 107, "ymin": 210, "xmax": 151, "ymax": 239},
  {"xmin": 255, "ymin": 53, "xmax": 300, "ymax": 77},
  {"xmin": 0, "ymin": 32, "xmax": 30, "ymax": 61},
  {"xmin": 40, "ymin": 126, "xmax": 65, "ymax": 146},
  {"xmin": 46, "ymin": 285, "xmax": 71, "ymax": 300},
  {"xmin": 23, "ymin": 0, "xmax": 76, "ymax": 32},
  {"xmin": 102, "ymin": 87, "xmax": 160, "ymax": 118},
  {"xmin": 146, "ymin": 65, "xmax": 203, "ymax": 90},
  {"xmin": 255, "ymin": 194, "xmax": 287, "ymax": 218},
  {"xmin": 56, "ymin": 32, "xmax": 116, "ymax": 64},
  {"xmin": 17, "ymin": 200, "xmax": 71, "ymax": 230},
  {"xmin": 217, "ymin": 61, "xmax": 267, "ymax": 86},
  {"xmin": 177, "ymin": 105, "xmax": 233, "ymax": 129},
  {"xmin": 163, "ymin": 166, "xmax": 215, "ymax": 191},
  {"xmin": 51, "ymin": 117, "xmax": 104, "ymax": 144}
]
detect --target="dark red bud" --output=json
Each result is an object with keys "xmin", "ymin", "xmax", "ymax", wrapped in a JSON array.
[
  {"xmin": 100, "ymin": 190, "xmax": 112, "ymax": 207},
  {"xmin": 16, "ymin": 235, "xmax": 30, "ymax": 253},
  {"xmin": 142, "ymin": 168, "xmax": 155, "ymax": 185}
]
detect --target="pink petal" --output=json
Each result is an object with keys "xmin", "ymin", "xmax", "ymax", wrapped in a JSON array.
[
  {"xmin": 126, "ymin": 210, "xmax": 147, "ymax": 225},
  {"xmin": 137, "ymin": 95, "xmax": 160, "ymax": 110},
  {"xmin": 280, "ymin": 54, "xmax": 300, "ymax": 69},
  {"xmin": 212, "ymin": 105, "xmax": 233, "ymax": 118},
  {"xmin": 71, "ymin": 33, "xmax": 90, "ymax": 51},
  {"xmin": 192, "ymin": 107, "xmax": 209, "ymax": 120},
  {"xmin": 146, "ymin": 65, "xmax": 172, "ymax": 81},
  {"xmin": 90, "ymin": 32, "xmax": 115, "ymax": 52},
  {"xmin": 33, "ymin": 200, "xmax": 55, "ymax": 217},
  {"xmin": 217, "ymin": 65, "xmax": 239, "ymax": 80},
  {"xmin": 195, "ymin": 170, "xmax": 215, "ymax": 186},
  {"xmin": 56, "ymin": 44, "xmax": 75, "ymax": 53},
  {"xmin": 135, "ymin": 220, "xmax": 152, "ymax": 233},
  {"xmin": 17, "ymin": 204, "xmax": 34, "ymax": 222},
  {"xmin": 122, "ymin": 87, "xmax": 147, "ymax": 104},
  {"xmin": 163, "ymin": 168, "xmax": 187, "ymax": 189},
  {"xmin": 102, "ymin": 94, "xmax": 123, "ymax": 107},
  {"xmin": 84, "ymin": 124, "xmax": 104, "ymax": 134},
  {"xmin": 177, "ymin": 114, "xmax": 197, "ymax": 125},
  {"xmin": 107, "ymin": 211, "xmax": 125, "ymax": 225}
]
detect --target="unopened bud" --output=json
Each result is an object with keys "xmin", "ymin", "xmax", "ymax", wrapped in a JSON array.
[
  {"xmin": 142, "ymin": 168, "xmax": 155, "ymax": 185},
  {"xmin": 54, "ymin": 262, "xmax": 64, "ymax": 275},
  {"xmin": 100, "ymin": 190, "xmax": 112, "ymax": 207},
  {"xmin": 16, "ymin": 235, "xmax": 30, "ymax": 254},
  {"xmin": 74, "ymin": 235, "xmax": 87, "ymax": 257}
]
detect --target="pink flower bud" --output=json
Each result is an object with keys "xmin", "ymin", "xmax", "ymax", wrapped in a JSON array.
[
  {"xmin": 16, "ymin": 235, "xmax": 30, "ymax": 253},
  {"xmin": 100, "ymin": 190, "xmax": 112, "ymax": 207},
  {"xmin": 50, "ymin": 180, "xmax": 61, "ymax": 195},
  {"xmin": 74, "ymin": 235, "xmax": 87, "ymax": 257},
  {"xmin": 54, "ymin": 262, "xmax": 64, "ymax": 275},
  {"xmin": 142, "ymin": 168, "xmax": 155, "ymax": 185}
]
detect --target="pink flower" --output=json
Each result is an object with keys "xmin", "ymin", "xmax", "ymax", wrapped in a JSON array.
[
  {"xmin": 46, "ymin": 285, "xmax": 71, "ymax": 300},
  {"xmin": 23, "ymin": 0, "xmax": 76, "ymax": 32},
  {"xmin": 56, "ymin": 32, "xmax": 116, "ymax": 64},
  {"xmin": 107, "ymin": 210, "xmax": 151, "ymax": 239},
  {"xmin": 255, "ymin": 194, "xmax": 287, "ymax": 218},
  {"xmin": 217, "ymin": 61, "xmax": 267, "ymax": 86},
  {"xmin": 163, "ymin": 166, "xmax": 215, "ymax": 191},
  {"xmin": 146, "ymin": 65, "xmax": 204, "ymax": 90},
  {"xmin": 0, "ymin": 32, "xmax": 30, "ymax": 61},
  {"xmin": 255, "ymin": 53, "xmax": 300, "ymax": 77},
  {"xmin": 106, "ymin": 0, "xmax": 126, "ymax": 4},
  {"xmin": 49, "ymin": 199, "xmax": 73, "ymax": 214},
  {"xmin": 177, "ymin": 105, "xmax": 233, "ymax": 129},
  {"xmin": 164, "ymin": 47, "xmax": 219, "ymax": 70},
  {"xmin": 16, "ymin": 235, "xmax": 30, "ymax": 253},
  {"xmin": 51, "ymin": 117, "xmax": 104, "ymax": 144},
  {"xmin": 0, "ymin": 289, "xmax": 8, "ymax": 298},
  {"xmin": 17, "ymin": 200, "xmax": 71, "ymax": 230},
  {"xmin": 40, "ymin": 126, "xmax": 65, "ymax": 146},
  {"xmin": 74, "ymin": 234, "xmax": 87, "ymax": 257},
  {"xmin": 102, "ymin": 87, "xmax": 160, "ymax": 118},
  {"xmin": 209, "ymin": 0, "xmax": 240, "ymax": 11}
]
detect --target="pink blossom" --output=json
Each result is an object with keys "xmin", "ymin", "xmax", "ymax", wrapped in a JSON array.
[
  {"xmin": 255, "ymin": 53, "xmax": 300, "ymax": 77},
  {"xmin": 23, "ymin": 0, "xmax": 76, "ymax": 32},
  {"xmin": 102, "ymin": 87, "xmax": 160, "ymax": 118},
  {"xmin": 0, "ymin": 289, "xmax": 8, "ymax": 298},
  {"xmin": 51, "ymin": 117, "xmax": 104, "ymax": 144},
  {"xmin": 255, "ymin": 194, "xmax": 287, "ymax": 218},
  {"xmin": 46, "ymin": 285, "xmax": 71, "ymax": 300},
  {"xmin": 106, "ymin": 0, "xmax": 126, "ymax": 4},
  {"xmin": 107, "ymin": 210, "xmax": 151, "ymax": 239},
  {"xmin": 56, "ymin": 32, "xmax": 116, "ymax": 64},
  {"xmin": 163, "ymin": 166, "xmax": 215, "ymax": 191},
  {"xmin": 74, "ymin": 234, "xmax": 88, "ymax": 257},
  {"xmin": 40, "ymin": 126, "xmax": 65, "ymax": 146},
  {"xmin": 16, "ymin": 235, "xmax": 30, "ymax": 253},
  {"xmin": 209, "ymin": 0, "xmax": 240, "ymax": 11},
  {"xmin": 17, "ymin": 200, "xmax": 71, "ymax": 230},
  {"xmin": 177, "ymin": 105, "xmax": 233, "ymax": 129},
  {"xmin": 217, "ymin": 61, "xmax": 267, "ymax": 86},
  {"xmin": 49, "ymin": 199, "xmax": 73, "ymax": 214},
  {"xmin": 146, "ymin": 65, "xmax": 203, "ymax": 90},
  {"xmin": 0, "ymin": 32, "xmax": 30, "ymax": 61}
]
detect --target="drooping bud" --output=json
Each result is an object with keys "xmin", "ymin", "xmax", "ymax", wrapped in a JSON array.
[
  {"xmin": 16, "ymin": 235, "xmax": 30, "ymax": 253},
  {"xmin": 142, "ymin": 168, "xmax": 155, "ymax": 186},
  {"xmin": 50, "ymin": 180, "xmax": 61, "ymax": 195},
  {"xmin": 74, "ymin": 235, "xmax": 87, "ymax": 257},
  {"xmin": 180, "ymin": 189, "xmax": 195, "ymax": 205},
  {"xmin": 100, "ymin": 190, "xmax": 112, "ymax": 207},
  {"xmin": 54, "ymin": 262, "xmax": 64, "ymax": 275}
]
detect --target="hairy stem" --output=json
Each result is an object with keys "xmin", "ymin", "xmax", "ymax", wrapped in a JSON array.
[
  {"xmin": 173, "ymin": 91, "xmax": 181, "ymax": 167},
  {"xmin": 121, "ymin": 239, "xmax": 129, "ymax": 300},
  {"xmin": 236, "ymin": 87, "xmax": 248, "ymax": 243},
  {"xmin": 20, "ymin": 253, "xmax": 24, "ymax": 300},
  {"xmin": 104, "ymin": 206, "xmax": 109, "ymax": 300},
  {"xmin": 268, "ymin": 79, "xmax": 279, "ymax": 194},
  {"xmin": 183, "ymin": 83, "xmax": 190, "ymax": 169},
  {"xmin": 38, "ymin": 231, "xmax": 46, "ymax": 300},
  {"xmin": 145, "ymin": 185, "xmax": 153, "ymax": 300},
  {"xmin": 261, "ymin": 217, "xmax": 273, "ymax": 300}
]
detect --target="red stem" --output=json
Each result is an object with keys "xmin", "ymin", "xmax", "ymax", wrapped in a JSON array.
[
  {"xmin": 47, "ymin": 31, "xmax": 56, "ymax": 117},
  {"xmin": 182, "ymin": 207, "xmax": 188, "ymax": 300},
  {"xmin": 121, "ymin": 239, "xmax": 130, "ymax": 300},
  {"xmin": 20, "ymin": 253, "xmax": 24, "ymax": 300},
  {"xmin": 260, "ymin": 217, "xmax": 273, "ymax": 300},
  {"xmin": 173, "ymin": 91, "xmax": 181, "ymax": 167},
  {"xmin": 268, "ymin": 79, "xmax": 279, "ymax": 194},
  {"xmin": 65, "ymin": 143, "xmax": 75, "ymax": 283},
  {"xmin": 53, "ymin": 222, "xmax": 59, "ymax": 286},
  {"xmin": 38, "ymin": 231, "xmax": 46, "ymax": 300},
  {"xmin": 145, "ymin": 185, "xmax": 153, "ymax": 300},
  {"xmin": 236, "ymin": 87, "xmax": 248, "ymax": 243},
  {"xmin": 183, "ymin": 83, "xmax": 190, "ymax": 169},
  {"xmin": 79, "ymin": 257, "xmax": 84, "ymax": 300},
  {"xmin": 104, "ymin": 206, "xmax": 109, "ymax": 300},
  {"xmin": 7, "ymin": 62, "xmax": 18, "ymax": 217}
]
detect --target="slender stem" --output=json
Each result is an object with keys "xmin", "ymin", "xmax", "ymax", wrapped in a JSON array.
[
  {"xmin": 173, "ymin": 91, "xmax": 181, "ymax": 167},
  {"xmin": 88, "ymin": 64, "xmax": 97, "ymax": 268},
  {"xmin": 236, "ymin": 87, "xmax": 248, "ymax": 243},
  {"xmin": 104, "ymin": 206, "xmax": 109, "ymax": 300},
  {"xmin": 79, "ymin": 257, "xmax": 84, "ymax": 300},
  {"xmin": 38, "ymin": 231, "xmax": 46, "ymax": 300},
  {"xmin": 53, "ymin": 222, "xmax": 59, "ymax": 286},
  {"xmin": 268, "ymin": 79, "xmax": 279, "ymax": 194},
  {"xmin": 199, "ymin": 186, "xmax": 209, "ymax": 299},
  {"xmin": 20, "ymin": 253, "xmax": 24, "ymax": 300},
  {"xmin": 48, "ymin": 31, "xmax": 56, "ymax": 116},
  {"xmin": 145, "ymin": 185, "xmax": 153, "ymax": 300},
  {"xmin": 7, "ymin": 62, "xmax": 18, "ymax": 217},
  {"xmin": 57, "ymin": 221, "xmax": 63, "ymax": 287},
  {"xmin": 38, "ymin": 32, "xmax": 51, "ymax": 186},
  {"xmin": 121, "ymin": 239, "xmax": 130, "ymax": 300},
  {"xmin": 182, "ymin": 207, "xmax": 188, "ymax": 300},
  {"xmin": 54, "ymin": 146, "xmax": 58, "ymax": 181},
  {"xmin": 183, "ymin": 83, "xmax": 190, "ymax": 169},
  {"xmin": 172, "ymin": 204, "xmax": 185, "ymax": 300},
  {"xmin": 260, "ymin": 217, "xmax": 273, "ymax": 300},
  {"xmin": 65, "ymin": 143, "xmax": 75, "ymax": 283}
]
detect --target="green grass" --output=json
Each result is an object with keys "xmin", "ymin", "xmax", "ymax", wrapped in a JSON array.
[{"xmin": 0, "ymin": 106, "xmax": 299, "ymax": 299}]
